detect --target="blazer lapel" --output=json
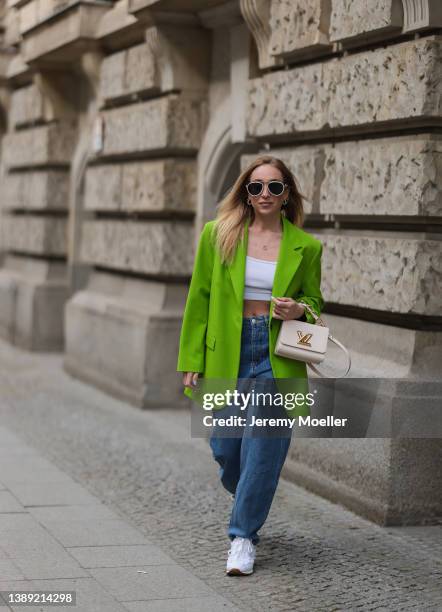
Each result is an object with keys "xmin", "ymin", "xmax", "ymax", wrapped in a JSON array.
[
  {"xmin": 228, "ymin": 214, "xmax": 304, "ymax": 306},
  {"xmin": 272, "ymin": 216, "xmax": 304, "ymax": 298},
  {"xmin": 228, "ymin": 217, "xmax": 249, "ymax": 307}
]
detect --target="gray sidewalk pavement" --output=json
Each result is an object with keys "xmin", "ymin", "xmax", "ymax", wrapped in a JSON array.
[
  {"xmin": 0, "ymin": 426, "xmax": 240, "ymax": 612},
  {"xmin": 0, "ymin": 336, "xmax": 441, "ymax": 612}
]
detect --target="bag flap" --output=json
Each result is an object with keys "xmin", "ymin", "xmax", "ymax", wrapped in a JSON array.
[{"xmin": 278, "ymin": 320, "xmax": 328, "ymax": 354}]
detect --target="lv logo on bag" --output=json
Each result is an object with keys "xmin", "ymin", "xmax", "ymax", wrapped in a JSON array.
[
  {"xmin": 275, "ymin": 302, "xmax": 351, "ymax": 376},
  {"xmin": 297, "ymin": 331, "xmax": 313, "ymax": 347}
]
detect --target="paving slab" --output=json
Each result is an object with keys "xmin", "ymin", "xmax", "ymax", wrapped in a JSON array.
[
  {"xmin": 124, "ymin": 596, "xmax": 241, "ymax": 612},
  {"xmin": 35, "ymin": 518, "xmax": 150, "ymax": 548},
  {"xmin": 68, "ymin": 545, "xmax": 172, "ymax": 568}
]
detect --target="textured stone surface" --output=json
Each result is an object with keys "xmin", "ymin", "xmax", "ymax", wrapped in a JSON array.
[
  {"xmin": 84, "ymin": 165, "xmax": 122, "ymax": 211},
  {"xmin": 9, "ymin": 83, "xmax": 50, "ymax": 127},
  {"xmin": 320, "ymin": 135, "xmax": 442, "ymax": 216},
  {"xmin": 330, "ymin": 0, "xmax": 403, "ymax": 43},
  {"xmin": 2, "ymin": 170, "xmax": 69, "ymax": 210},
  {"xmin": 4, "ymin": 6, "xmax": 20, "ymax": 47},
  {"xmin": 248, "ymin": 134, "xmax": 442, "ymax": 217},
  {"xmin": 247, "ymin": 36, "xmax": 442, "ymax": 137},
  {"xmin": 269, "ymin": 0, "xmax": 330, "ymax": 58},
  {"xmin": 21, "ymin": 3, "xmax": 109, "ymax": 64},
  {"xmin": 125, "ymin": 41, "xmax": 158, "ymax": 97},
  {"xmin": 19, "ymin": 0, "xmax": 72, "ymax": 34},
  {"xmin": 121, "ymin": 159, "xmax": 196, "ymax": 211},
  {"xmin": 2, "ymin": 121, "xmax": 77, "ymax": 168},
  {"xmin": 1, "ymin": 215, "xmax": 67, "ymax": 255},
  {"xmin": 80, "ymin": 220, "xmax": 194, "ymax": 275},
  {"xmin": 320, "ymin": 234, "xmax": 442, "ymax": 315},
  {"xmin": 0, "ymin": 256, "xmax": 68, "ymax": 350},
  {"xmin": 99, "ymin": 42, "xmax": 158, "ymax": 103},
  {"xmin": 84, "ymin": 160, "xmax": 196, "ymax": 211},
  {"xmin": 99, "ymin": 46, "xmax": 126, "ymax": 102},
  {"xmin": 100, "ymin": 96, "xmax": 206, "ymax": 157},
  {"xmin": 4, "ymin": 53, "xmax": 31, "ymax": 82}
]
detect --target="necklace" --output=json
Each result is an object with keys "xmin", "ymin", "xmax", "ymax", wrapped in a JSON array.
[{"xmin": 249, "ymin": 229, "xmax": 281, "ymax": 252}]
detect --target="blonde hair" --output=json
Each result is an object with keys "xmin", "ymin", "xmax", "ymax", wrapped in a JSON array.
[{"xmin": 212, "ymin": 155, "xmax": 307, "ymax": 265}]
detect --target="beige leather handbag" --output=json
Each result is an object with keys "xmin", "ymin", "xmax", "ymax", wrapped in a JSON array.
[{"xmin": 274, "ymin": 302, "xmax": 351, "ymax": 377}]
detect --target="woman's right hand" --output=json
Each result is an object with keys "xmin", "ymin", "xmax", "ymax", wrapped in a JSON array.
[{"xmin": 182, "ymin": 372, "xmax": 199, "ymax": 389}]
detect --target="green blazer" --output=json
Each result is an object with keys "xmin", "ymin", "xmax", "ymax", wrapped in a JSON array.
[{"xmin": 177, "ymin": 214, "xmax": 324, "ymax": 412}]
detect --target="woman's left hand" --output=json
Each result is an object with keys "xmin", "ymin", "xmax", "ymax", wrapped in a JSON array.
[{"xmin": 271, "ymin": 297, "xmax": 305, "ymax": 320}]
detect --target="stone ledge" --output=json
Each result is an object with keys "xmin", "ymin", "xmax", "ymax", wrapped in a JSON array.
[
  {"xmin": 9, "ymin": 83, "xmax": 50, "ymax": 127},
  {"xmin": 318, "ymin": 233, "xmax": 442, "ymax": 316},
  {"xmin": 98, "ymin": 25, "xmax": 210, "ymax": 104},
  {"xmin": 84, "ymin": 159, "xmax": 196, "ymax": 212},
  {"xmin": 2, "ymin": 120, "xmax": 77, "ymax": 168},
  {"xmin": 99, "ymin": 41, "xmax": 159, "ymax": 103},
  {"xmin": 2, "ymin": 170, "xmax": 69, "ymax": 210},
  {"xmin": 320, "ymin": 134, "xmax": 442, "ymax": 216},
  {"xmin": 64, "ymin": 271, "xmax": 189, "ymax": 406},
  {"xmin": 80, "ymin": 220, "xmax": 194, "ymax": 275},
  {"xmin": 21, "ymin": 1, "xmax": 110, "ymax": 65},
  {"xmin": 5, "ymin": 53, "xmax": 33, "ymax": 86},
  {"xmin": 329, "ymin": 0, "xmax": 403, "ymax": 45},
  {"xmin": 1, "ymin": 215, "xmax": 67, "ymax": 255},
  {"xmin": 4, "ymin": 7, "xmax": 21, "ymax": 47},
  {"xmin": 247, "ymin": 36, "xmax": 442, "ymax": 138},
  {"xmin": 99, "ymin": 95, "xmax": 206, "ymax": 158},
  {"xmin": 285, "ymin": 436, "xmax": 442, "ymax": 525},
  {"xmin": 269, "ymin": 0, "xmax": 332, "ymax": 60},
  {"xmin": 0, "ymin": 255, "xmax": 68, "ymax": 350},
  {"xmin": 243, "ymin": 134, "xmax": 442, "ymax": 217}
]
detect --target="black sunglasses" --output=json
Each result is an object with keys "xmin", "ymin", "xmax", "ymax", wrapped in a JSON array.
[{"xmin": 246, "ymin": 180, "xmax": 287, "ymax": 197}]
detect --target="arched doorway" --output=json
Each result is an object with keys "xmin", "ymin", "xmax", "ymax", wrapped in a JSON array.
[{"xmin": 196, "ymin": 96, "xmax": 258, "ymax": 236}]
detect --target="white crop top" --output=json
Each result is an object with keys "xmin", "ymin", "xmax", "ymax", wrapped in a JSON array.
[{"xmin": 244, "ymin": 255, "xmax": 277, "ymax": 301}]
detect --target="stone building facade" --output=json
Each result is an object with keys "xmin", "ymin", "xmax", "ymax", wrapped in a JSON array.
[{"xmin": 0, "ymin": 0, "xmax": 441, "ymax": 525}]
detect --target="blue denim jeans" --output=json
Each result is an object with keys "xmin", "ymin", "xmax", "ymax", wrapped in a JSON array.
[{"xmin": 209, "ymin": 315, "xmax": 292, "ymax": 545}]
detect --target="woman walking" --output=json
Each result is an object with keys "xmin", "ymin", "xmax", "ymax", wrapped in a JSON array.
[{"xmin": 177, "ymin": 155, "xmax": 324, "ymax": 575}]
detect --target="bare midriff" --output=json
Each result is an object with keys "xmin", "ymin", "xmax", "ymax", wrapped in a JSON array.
[{"xmin": 243, "ymin": 299, "xmax": 271, "ymax": 317}]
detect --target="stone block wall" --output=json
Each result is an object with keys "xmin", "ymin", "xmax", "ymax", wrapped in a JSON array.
[
  {"xmin": 67, "ymin": 19, "xmax": 209, "ymax": 407},
  {"xmin": 0, "ymin": 74, "xmax": 75, "ymax": 348},
  {"xmin": 244, "ymin": 135, "xmax": 442, "ymax": 217},
  {"xmin": 97, "ymin": 96, "xmax": 206, "ymax": 158},
  {"xmin": 240, "ymin": 0, "xmax": 442, "ymax": 524},
  {"xmin": 242, "ymin": 1, "xmax": 442, "ymax": 375},
  {"xmin": 0, "ymin": 2, "xmax": 210, "ymax": 360},
  {"xmin": 84, "ymin": 160, "xmax": 196, "ymax": 212},
  {"xmin": 247, "ymin": 36, "xmax": 442, "ymax": 137},
  {"xmin": 80, "ymin": 23, "xmax": 209, "ymax": 275}
]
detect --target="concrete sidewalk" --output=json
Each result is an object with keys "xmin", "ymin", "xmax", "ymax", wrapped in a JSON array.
[
  {"xmin": 0, "ymin": 427, "xmax": 239, "ymax": 612},
  {"xmin": 0, "ymin": 336, "xmax": 441, "ymax": 612}
]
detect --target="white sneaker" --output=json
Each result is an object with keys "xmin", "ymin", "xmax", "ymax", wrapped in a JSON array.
[{"xmin": 226, "ymin": 537, "xmax": 256, "ymax": 576}]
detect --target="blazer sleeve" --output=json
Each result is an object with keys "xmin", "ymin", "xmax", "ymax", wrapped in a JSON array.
[
  {"xmin": 294, "ymin": 241, "xmax": 324, "ymax": 324},
  {"xmin": 176, "ymin": 222, "xmax": 215, "ymax": 373}
]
